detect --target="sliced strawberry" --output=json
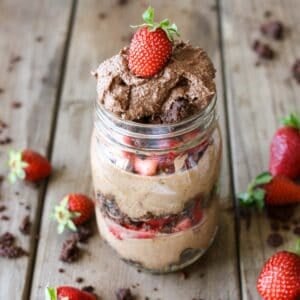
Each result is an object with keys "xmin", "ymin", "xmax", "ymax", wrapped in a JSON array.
[
  {"xmin": 174, "ymin": 218, "xmax": 192, "ymax": 232},
  {"xmin": 133, "ymin": 156, "xmax": 158, "ymax": 176},
  {"xmin": 191, "ymin": 200, "xmax": 203, "ymax": 224}
]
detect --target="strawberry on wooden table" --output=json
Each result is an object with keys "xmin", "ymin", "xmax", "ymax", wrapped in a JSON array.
[
  {"xmin": 46, "ymin": 286, "xmax": 97, "ymax": 300},
  {"xmin": 238, "ymin": 172, "xmax": 300, "ymax": 209},
  {"xmin": 53, "ymin": 194, "xmax": 94, "ymax": 234},
  {"xmin": 8, "ymin": 149, "xmax": 51, "ymax": 183},
  {"xmin": 128, "ymin": 6, "xmax": 180, "ymax": 78},
  {"xmin": 269, "ymin": 113, "xmax": 300, "ymax": 179},
  {"xmin": 257, "ymin": 240, "xmax": 300, "ymax": 300}
]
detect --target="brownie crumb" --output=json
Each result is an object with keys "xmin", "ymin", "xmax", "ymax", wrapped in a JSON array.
[
  {"xmin": 267, "ymin": 233, "xmax": 284, "ymax": 248},
  {"xmin": 137, "ymin": 269, "xmax": 141, "ymax": 273},
  {"xmin": 1, "ymin": 215, "xmax": 10, "ymax": 221},
  {"xmin": 153, "ymin": 288, "xmax": 158, "ymax": 291},
  {"xmin": 292, "ymin": 59, "xmax": 300, "ymax": 83},
  {"xmin": 0, "ymin": 88, "xmax": 4, "ymax": 94},
  {"xmin": 76, "ymin": 277, "xmax": 84, "ymax": 283},
  {"xmin": 266, "ymin": 205, "xmax": 295, "ymax": 222},
  {"xmin": 25, "ymin": 205, "xmax": 31, "ymax": 211},
  {"xmin": 19, "ymin": 215, "xmax": 31, "ymax": 235},
  {"xmin": 117, "ymin": 0, "xmax": 128, "ymax": 5},
  {"xmin": 12, "ymin": 101, "xmax": 22, "ymax": 108},
  {"xmin": 0, "ymin": 205, "xmax": 6, "ymax": 212},
  {"xmin": 35, "ymin": 36, "xmax": 43, "ymax": 42},
  {"xmin": 260, "ymin": 20, "xmax": 284, "ymax": 40},
  {"xmin": 98, "ymin": 12, "xmax": 107, "ymax": 19},
  {"xmin": 281, "ymin": 224, "xmax": 290, "ymax": 231},
  {"xmin": 293, "ymin": 226, "xmax": 300, "ymax": 236},
  {"xmin": 252, "ymin": 40, "xmax": 275, "ymax": 59},
  {"xmin": 179, "ymin": 271, "xmax": 189, "ymax": 280},
  {"xmin": 82, "ymin": 286, "xmax": 95, "ymax": 293},
  {"xmin": 0, "ymin": 232, "xmax": 27, "ymax": 259},
  {"xmin": 0, "ymin": 121, "xmax": 8, "ymax": 129},
  {"xmin": 10, "ymin": 55, "xmax": 22, "ymax": 64},
  {"xmin": 60, "ymin": 239, "xmax": 80, "ymax": 263},
  {"xmin": 71, "ymin": 224, "xmax": 93, "ymax": 243},
  {"xmin": 15, "ymin": 191, "xmax": 20, "ymax": 196},
  {"xmin": 116, "ymin": 288, "xmax": 134, "ymax": 300},
  {"xmin": 264, "ymin": 10, "xmax": 272, "ymax": 18},
  {"xmin": 270, "ymin": 222, "xmax": 280, "ymax": 231},
  {"xmin": 58, "ymin": 268, "xmax": 65, "ymax": 273}
]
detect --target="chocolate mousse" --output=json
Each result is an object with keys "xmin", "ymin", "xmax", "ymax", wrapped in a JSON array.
[
  {"xmin": 91, "ymin": 7, "xmax": 221, "ymax": 272},
  {"xmin": 93, "ymin": 41, "xmax": 216, "ymax": 123}
]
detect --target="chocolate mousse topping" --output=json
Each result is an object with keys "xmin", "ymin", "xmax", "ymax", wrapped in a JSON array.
[{"xmin": 94, "ymin": 41, "xmax": 216, "ymax": 123}]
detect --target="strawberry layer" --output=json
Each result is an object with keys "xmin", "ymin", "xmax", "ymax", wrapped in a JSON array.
[{"xmin": 96, "ymin": 195, "xmax": 219, "ymax": 271}]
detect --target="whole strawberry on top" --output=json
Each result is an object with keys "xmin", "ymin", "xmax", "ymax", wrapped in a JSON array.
[
  {"xmin": 53, "ymin": 194, "xmax": 94, "ymax": 234},
  {"xmin": 269, "ymin": 113, "xmax": 300, "ymax": 179},
  {"xmin": 8, "ymin": 149, "xmax": 52, "ymax": 183},
  {"xmin": 128, "ymin": 6, "xmax": 179, "ymax": 78},
  {"xmin": 46, "ymin": 286, "xmax": 97, "ymax": 300},
  {"xmin": 257, "ymin": 240, "xmax": 300, "ymax": 300},
  {"xmin": 238, "ymin": 171, "xmax": 300, "ymax": 209}
]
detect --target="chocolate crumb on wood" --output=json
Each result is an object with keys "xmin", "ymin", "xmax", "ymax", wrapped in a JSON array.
[
  {"xmin": 260, "ymin": 20, "xmax": 284, "ymax": 40},
  {"xmin": 0, "ymin": 232, "xmax": 27, "ymax": 259},
  {"xmin": 60, "ymin": 238, "xmax": 80, "ymax": 263},
  {"xmin": 116, "ymin": 288, "xmax": 134, "ymax": 300},
  {"xmin": 292, "ymin": 59, "xmax": 300, "ymax": 83},
  {"xmin": 0, "ymin": 205, "xmax": 6, "ymax": 212},
  {"xmin": 98, "ymin": 12, "xmax": 107, "ymax": 19},
  {"xmin": 252, "ymin": 40, "xmax": 275, "ymax": 59},
  {"xmin": 19, "ymin": 215, "xmax": 31, "ymax": 235},
  {"xmin": 35, "ymin": 36, "xmax": 43, "ymax": 42},
  {"xmin": 82, "ymin": 286, "xmax": 95, "ymax": 293},
  {"xmin": 267, "ymin": 233, "xmax": 283, "ymax": 248},
  {"xmin": 1, "ymin": 215, "xmax": 10, "ymax": 221},
  {"xmin": 71, "ymin": 224, "xmax": 93, "ymax": 243},
  {"xmin": 12, "ymin": 101, "xmax": 22, "ymax": 108}
]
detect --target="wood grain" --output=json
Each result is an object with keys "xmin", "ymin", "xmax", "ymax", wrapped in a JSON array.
[
  {"xmin": 220, "ymin": 0, "xmax": 300, "ymax": 298},
  {"xmin": 31, "ymin": 0, "xmax": 240, "ymax": 299},
  {"xmin": 0, "ymin": 0, "xmax": 73, "ymax": 299}
]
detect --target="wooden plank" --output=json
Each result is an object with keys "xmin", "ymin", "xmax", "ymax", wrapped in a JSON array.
[
  {"xmin": 0, "ymin": 0, "xmax": 73, "ymax": 299},
  {"xmin": 220, "ymin": 0, "xmax": 300, "ymax": 299},
  {"xmin": 31, "ymin": 0, "xmax": 240, "ymax": 299}
]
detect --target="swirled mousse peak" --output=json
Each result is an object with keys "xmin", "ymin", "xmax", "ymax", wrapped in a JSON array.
[{"xmin": 93, "ymin": 41, "xmax": 216, "ymax": 124}]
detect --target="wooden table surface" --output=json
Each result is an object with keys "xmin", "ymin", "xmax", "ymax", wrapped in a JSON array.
[{"xmin": 0, "ymin": 0, "xmax": 299, "ymax": 299}]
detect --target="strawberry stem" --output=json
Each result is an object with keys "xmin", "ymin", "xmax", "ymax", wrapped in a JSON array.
[
  {"xmin": 238, "ymin": 172, "xmax": 273, "ymax": 210},
  {"xmin": 281, "ymin": 113, "xmax": 300, "ymax": 129},
  {"xmin": 131, "ymin": 6, "xmax": 180, "ymax": 41},
  {"xmin": 45, "ymin": 287, "xmax": 57, "ymax": 300}
]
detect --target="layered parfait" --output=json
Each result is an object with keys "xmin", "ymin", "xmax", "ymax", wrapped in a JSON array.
[{"xmin": 91, "ymin": 7, "xmax": 222, "ymax": 272}]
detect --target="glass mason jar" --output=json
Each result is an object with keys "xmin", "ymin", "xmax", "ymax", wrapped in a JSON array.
[{"xmin": 91, "ymin": 96, "xmax": 222, "ymax": 273}]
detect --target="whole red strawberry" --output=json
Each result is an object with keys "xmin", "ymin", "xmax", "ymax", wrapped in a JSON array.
[
  {"xmin": 257, "ymin": 243, "xmax": 300, "ymax": 300},
  {"xmin": 239, "ymin": 172, "xmax": 300, "ymax": 209},
  {"xmin": 128, "ymin": 6, "xmax": 179, "ymax": 77},
  {"xmin": 8, "ymin": 149, "xmax": 51, "ymax": 183},
  {"xmin": 46, "ymin": 286, "xmax": 97, "ymax": 300},
  {"xmin": 53, "ymin": 194, "xmax": 94, "ymax": 234},
  {"xmin": 269, "ymin": 113, "xmax": 300, "ymax": 179}
]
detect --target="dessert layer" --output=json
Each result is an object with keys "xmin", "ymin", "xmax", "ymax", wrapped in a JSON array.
[
  {"xmin": 96, "ymin": 195, "xmax": 219, "ymax": 271},
  {"xmin": 93, "ymin": 42, "xmax": 216, "ymax": 123},
  {"xmin": 90, "ymin": 126, "xmax": 222, "ymax": 219}
]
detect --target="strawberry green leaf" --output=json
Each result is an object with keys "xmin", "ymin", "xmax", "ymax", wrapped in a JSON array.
[
  {"xmin": 45, "ymin": 287, "xmax": 57, "ymax": 300},
  {"xmin": 142, "ymin": 6, "xmax": 154, "ymax": 24},
  {"xmin": 253, "ymin": 172, "xmax": 273, "ymax": 186},
  {"xmin": 53, "ymin": 196, "xmax": 80, "ymax": 234},
  {"xmin": 7, "ymin": 150, "xmax": 28, "ymax": 184},
  {"xmin": 281, "ymin": 113, "xmax": 300, "ymax": 129}
]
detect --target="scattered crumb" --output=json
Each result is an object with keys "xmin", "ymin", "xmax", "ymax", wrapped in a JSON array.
[
  {"xmin": 264, "ymin": 10, "xmax": 272, "ymax": 18},
  {"xmin": 35, "ymin": 36, "xmax": 43, "ymax": 42},
  {"xmin": 0, "ymin": 205, "xmax": 6, "ymax": 212},
  {"xmin": 58, "ymin": 268, "xmax": 65, "ymax": 273},
  {"xmin": 12, "ymin": 101, "xmax": 22, "ymax": 108},
  {"xmin": 115, "ymin": 288, "xmax": 134, "ymax": 300},
  {"xmin": 19, "ymin": 215, "xmax": 31, "ymax": 235},
  {"xmin": 252, "ymin": 40, "xmax": 275, "ymax": 59},
  {"xmin": 0, "ymin": 232, "xmax": 27, "ymax": 259},
  {"xmin": 117, "ymin": 0, "xmax": 128, "ymax": 5},
  {"xmin": 76, "ymin": 277, "xmax": 84, "ymax": 283},
  {"xmin": 292, "ymin": 59, "xmax": 300, "ymax": 83},
  {"xmin": 60, "ymin": 238, "xmax": 80, "ymax": 263},
  {"xmin": 153, "ymin": 288, "xmax": 158, "ymax": 291},
  {"xmin": 293, "ymin": 226, "xmax": 300, "ymax": 236},
  {"xmin": 260, "ymin": 20, "xmax": 284, "ymax": 40},
  {"xmin": 15, "ymin": 191, "xmax": 20, "ymax": 196},
  {"xmin": 0, "ymin": 88, "xmax": 4, "ymax": 94},
  {"xmin": 179, "ymin": 271, "xmax": 189, "ymax": 280},
  {"xmin": 98, "ymin": 12, "xmax": 107, "ymax": 19},
  {"xmin": 25, "ymin": 205, "xmax": 31, "ymax": 211},
  {"xmin": 267, "ymin": 233, "xmax": 284, "ymax": 248},
  {"xmin": 10, "ymin": 55, "xmax": 22, "ymax": 65},
  {"xmin": 82, "ymin": 286, "xmax": 95, "ymax": 293},
  {"xmin": 1, "ymin": 215, "xmax": 10, "ymax": 221}
]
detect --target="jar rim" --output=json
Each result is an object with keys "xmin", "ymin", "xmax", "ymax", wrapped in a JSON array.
[{"xmin": 95, "ymin": 94, "xmax": 217, "ymax": 131}]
